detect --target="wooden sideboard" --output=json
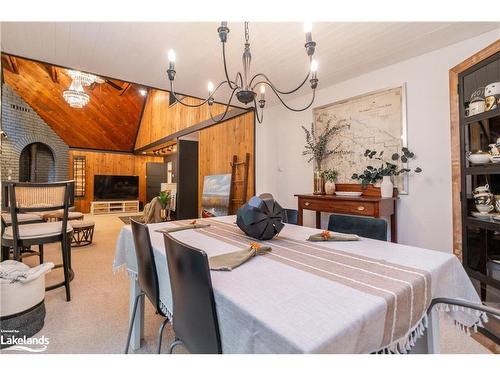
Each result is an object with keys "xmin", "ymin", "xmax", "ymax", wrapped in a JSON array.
[{"xmin": 295, "ymin": 184, "xmax": 398, "ymax": 242}]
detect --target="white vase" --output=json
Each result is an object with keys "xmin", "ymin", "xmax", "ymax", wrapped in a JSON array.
[
  {"xmin": 380, "ymin": 176, "xmax": 394, "ymax": 198},
  {"xmin": 325, "ymin": 181, "xmax": 336, "ymax": 195}
]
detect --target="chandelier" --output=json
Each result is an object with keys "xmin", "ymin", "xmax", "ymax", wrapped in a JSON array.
[
  {"xmin": 63, "ymin": 76, "xmax": 90, "ymax": 108},
  {"xmin": 67, "ymin": 70, "xmax": 104, "ymax": 86},
  {"xmin": 166, "ymin": 22, "xmax": 318, "ymax": 124}
]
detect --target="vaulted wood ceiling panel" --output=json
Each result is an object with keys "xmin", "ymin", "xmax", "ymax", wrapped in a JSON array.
[{"xmin": 1, "ymin": 54, "xmax": 146, "ymax": 151}]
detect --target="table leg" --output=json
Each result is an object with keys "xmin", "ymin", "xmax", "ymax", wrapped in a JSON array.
[
  {"xmin": 426, "ymin": 308, "xmax": 440, "ymax": 354},
  {"xmin": 298, "ymin": 207, "xmax": 303, "ymax": 226},
  {"xmin": 129, "ymin": 276, "xmax": 145, "ymax": 351},
  {"xmin": 316, "ymin": 211, "xmax": 321, "ymax": 229}
]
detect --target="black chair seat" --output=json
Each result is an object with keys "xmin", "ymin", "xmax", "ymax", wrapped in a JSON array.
[
  {"xmin": 125, "ymin": 219, "xmax": 169, "ymax": 354},
  {"xmin": 282, "ymin": 208, "xmax": 299, "ymax": 225},
  {"xmin": 163, "ymin": 234, "xmax": 222, "ymax": 354},
  {"xmin": 327, "ymin": 214, "xmax": 387, "ymax": 241}
]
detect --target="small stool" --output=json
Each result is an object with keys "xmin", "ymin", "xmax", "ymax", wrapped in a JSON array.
[
  {"xmin": 45, "ymin": 211, "xmax": 84, "ymax": 222},
  {"xmin": 70, "ymin": 220, "xmax": 95, "ymax": 247}
]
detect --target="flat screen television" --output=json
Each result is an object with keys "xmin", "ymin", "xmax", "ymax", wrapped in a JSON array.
[{"xmin": 93, "ymin": 175, "xmax": 139, "ymax": 200}]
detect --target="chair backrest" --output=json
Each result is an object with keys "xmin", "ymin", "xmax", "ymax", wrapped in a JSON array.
[
  {"xmin": 163, "ymin": 233, "xmax": 222, "ymax": 354},
  {"xmin": 327, "ymin": 214, "xmax": 387, "ymax": 241},
  {"xmin": 130, "ymin": 219, "xmax": 162, "ymax": 314},
  {"xmin": 282, "ymin": 208, "xmax": 299, "ymax": 225},
  {"xmin": 7, "ymin": 181, "xmax": 74, "ymax": 244}
]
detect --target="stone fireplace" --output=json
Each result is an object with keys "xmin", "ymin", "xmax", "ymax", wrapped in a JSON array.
[{"xmin": 1, "ymin": 84, "xmax": 69, "ymax": 182}]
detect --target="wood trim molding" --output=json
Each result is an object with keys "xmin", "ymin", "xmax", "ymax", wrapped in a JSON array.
[
  {"xmin": 132, "ymin": 90, "xmax": 149, "ymax": 151},
  {"xmin": 449, "ymin": 39, "xmax": 500, "ymax": 259},
  {"xmin": 134, "ymin": 107, "xmax": 252, "ymax": 154}
]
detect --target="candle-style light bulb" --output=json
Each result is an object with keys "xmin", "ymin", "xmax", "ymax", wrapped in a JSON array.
[
  {"xmin": 208, "ymin": 81, "xmax": 214, "ymax": 95},
  {"xmin": 260, "ymin": 84, "xmax": 265, "ymax": 99},
  {"xmin": 311, "ymin": 59, "xmax": 318, "ymax": 74},
  {"xmin": 310, "ymin": 59, "xmax": 318, "ymax": 89},
  {"xmin": 304, "ymin": 22, "xmax": 313, "ymax": 44},
  {"xmin": 168, "ymin": 49, "xmax": 176, "ymax": 71},
  {"xmin": 168, "ymin": 49, "xmax": 176, "ymax": 63}
]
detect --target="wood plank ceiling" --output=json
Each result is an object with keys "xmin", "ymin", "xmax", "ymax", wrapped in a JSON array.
[{"xmin": 1, "ymin": 54, "xmax": 146, "ymax": 151}]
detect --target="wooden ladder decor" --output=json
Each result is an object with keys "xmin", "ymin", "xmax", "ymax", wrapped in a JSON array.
[{"xmin": 229, "ymin": 152, "xmax": 250, "ymax": 213}]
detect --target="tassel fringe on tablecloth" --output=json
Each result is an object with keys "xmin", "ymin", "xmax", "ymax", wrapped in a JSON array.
[
  {"xmin": 113, "ymin": 265, "xmax": 173, "ymax": 320},
  {"xmin": 375, "ymin": 303, "xmax": 489, "ymax": 354}
]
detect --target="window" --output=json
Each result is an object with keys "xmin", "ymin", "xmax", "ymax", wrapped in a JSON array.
[{"xmin": 73, "ymin": 156, "xmax": 86, "ymax": 198}]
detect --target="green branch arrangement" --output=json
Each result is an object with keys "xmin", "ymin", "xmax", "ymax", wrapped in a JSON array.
[
  {"xmin": 322, "ymin": 168, "xmax": 338, "ymax": 182},
  {"xmin": 302, "ymin": 120, "xmax": 346, "ymax": 170},
  {"xmin": 351, "ymin": 147, "xmax": 422, "ymax": 188}
]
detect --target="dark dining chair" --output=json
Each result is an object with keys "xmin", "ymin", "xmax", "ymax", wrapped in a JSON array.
[
  {"xmin": 328, "ymin": 213, "xmax": 387, "ymax": 241},
  {"xmin": 1, "ymin": 213, "xmax": 44, "ymax": 261},
  {"xmin": 125, "ymin": 219, "xmax": 170, "ymax": 354},
  {"xmin": 1, "ymin": 181, "xmax": 74, "ymax": 301},
  {"xmin": 282, "ymin": 208, "xmax": 299, "ymax": 225},
  {"xmin": 163, "ymin": 233, "xmax": 222, "ymax": 354}
]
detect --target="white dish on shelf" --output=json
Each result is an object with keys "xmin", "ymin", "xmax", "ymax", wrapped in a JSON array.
[
  {"xmin": 471, "ymin": 211, "xmax": 493, "ymax": 219},
  {"xmin": 335, "ymin": 191, "xmax": 363, "ymax": 197}
]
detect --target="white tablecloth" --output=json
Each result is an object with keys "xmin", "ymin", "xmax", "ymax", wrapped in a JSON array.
[{"xmin": 113, "ymin": 216, "xmax": 482, "ymax": 353}]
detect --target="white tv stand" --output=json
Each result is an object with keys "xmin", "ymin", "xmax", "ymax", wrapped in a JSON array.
[{"xmin": 90, "ymin": 200, "xmax": 139, "ymax": 215}]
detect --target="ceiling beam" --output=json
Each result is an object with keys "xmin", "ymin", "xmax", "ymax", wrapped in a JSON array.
[
  {"xmin": 119, "ymin": 82, "xmax": 131, "ymax": 96},
  {"xmin": 50, "ymin": 66, "xmax": 59, "ymax": 83},
  {"xmin": 3, "ymin": 55, "xmax": 20, "ymax": 74}
]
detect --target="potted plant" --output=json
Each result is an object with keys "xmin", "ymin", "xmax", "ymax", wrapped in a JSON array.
[
  {"xmin": 158, "ymin": 190, "xmax": 172, "ymax": 221},
  {"xmin": 322, "ymin": 169, "xmax": 338, "ymax": 194},
  {"xmin": 351, "ymin": 148, "xmax": 422, "ymax": 197},
  {"xmin": 302, "ymin": 121, "xmax": 342, "ymax": 195}
]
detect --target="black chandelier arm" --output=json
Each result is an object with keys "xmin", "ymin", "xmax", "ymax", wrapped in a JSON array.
[
  {"xmin": 208, "ymin": 87, "xmax": 239, "ymax": 123},
  {"xmin": 169, "ymin": 80, "xmax": 230, "ymax": 108},
  {"xmin": 222, "ymin": 42, "xmax": 240, "ymax": 90},
  {"xmin": 235, "ymin": 72, "xmax": 244, "ymax": 88},
  {"xmin": 249, "ymin": 71, "xmax": 311, "ymax": 95},
  {"xmin": 253, "ymin": 99, "xmax": 264, "ymax": 124},
  {"xmin": 259, "ymin": 81, "xmax": 317, "ymax": 112}
]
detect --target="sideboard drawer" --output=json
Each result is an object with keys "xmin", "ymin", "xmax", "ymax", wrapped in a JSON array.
[{"xmin": 299, "ymin": 198, "xmax": 376, "ymax": 216}]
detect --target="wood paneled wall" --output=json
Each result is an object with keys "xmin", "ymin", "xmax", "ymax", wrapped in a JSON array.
[
  {"xmin": 68, "ymin": 150, "xmax": 163, "ymax": 213},
  {"xmin": 134, "ymin": 89, "xmax": 228, "ymax": 150},
  {"xmin": 198, "ymin": 112, "xmax": 255, "ymax": 215}
]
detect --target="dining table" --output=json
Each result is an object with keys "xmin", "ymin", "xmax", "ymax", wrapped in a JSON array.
[{"xmin": 113, "ymin": 216, "xmax": 483, "ymax": 354}]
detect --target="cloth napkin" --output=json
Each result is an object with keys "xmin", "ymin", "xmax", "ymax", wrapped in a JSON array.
[
  {"xmin": 209, "ymin": 243, "xmax": 272, "ymax": 271},
  {"xmin": 155, "ymin": 220, "xmax": 211, "ymax": 234},
  {"xmin": 307, "ymin": 230, "xmax": 359, "ymax": 242}
]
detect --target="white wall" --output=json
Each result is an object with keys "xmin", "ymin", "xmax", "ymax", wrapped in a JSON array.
[{"xmin": 256, "ymin": 29, "xmax": 500, "ymax": 253}]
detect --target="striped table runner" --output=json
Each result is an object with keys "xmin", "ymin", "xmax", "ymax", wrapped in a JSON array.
[{"xmin": 170, "ymin": 218, "xmax": 432, "ymax": 351}]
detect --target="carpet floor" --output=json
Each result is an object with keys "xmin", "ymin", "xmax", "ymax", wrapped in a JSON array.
[{"xmin": 0, "ymin": 214, "xmax": 493, "ymax": 354}]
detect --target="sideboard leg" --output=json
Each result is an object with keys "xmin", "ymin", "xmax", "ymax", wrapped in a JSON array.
[
  {"xmin": 298, "ymin": 208, "xmax": 303, "ymax": 226},
  {"xmin": 391, "ymin": 201, "xmax": 398, "ymax": 243},
  {"xmin": 316, "ymin": 211, "xmax": 321, "ymax": 229}
]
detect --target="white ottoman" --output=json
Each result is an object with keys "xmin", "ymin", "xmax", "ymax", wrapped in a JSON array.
[{"xmin": 0, "ymin": 260, "xmax": 52, "ymax": 348}]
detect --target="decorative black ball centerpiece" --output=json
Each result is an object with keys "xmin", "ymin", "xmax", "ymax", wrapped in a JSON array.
[{"xmin": 236, "ymin": 193, "xmax": 285, "ymax": 240}]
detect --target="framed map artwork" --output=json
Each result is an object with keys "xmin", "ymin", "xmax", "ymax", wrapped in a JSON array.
[{"xmin": 313, "ymin": 85, "xmax": 410, "ymax": 193}]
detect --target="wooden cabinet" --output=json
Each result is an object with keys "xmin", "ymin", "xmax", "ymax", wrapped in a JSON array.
[
  {"xmin": 90, "ymin": 200, "xmax": 139, "ymax": 215},
  {"xmin": 451, "ymin": 41, "xmax": 500, "ymax": 343},
  {"xmin": 295, "ymin": 184, "xmax": 398, "ymax": 242}
]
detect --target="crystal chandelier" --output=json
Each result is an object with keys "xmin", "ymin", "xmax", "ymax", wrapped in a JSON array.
[
  {"xmin": 67, "ymin": 70, "xmax": 104, "ymax": 86},
  {"xmin": 63, "ymin": 77, "xmax": 90, "ymax": 108},
  {"xmin": 166, "ymin": 22, "xmax": 319, "ymax": 124}
]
